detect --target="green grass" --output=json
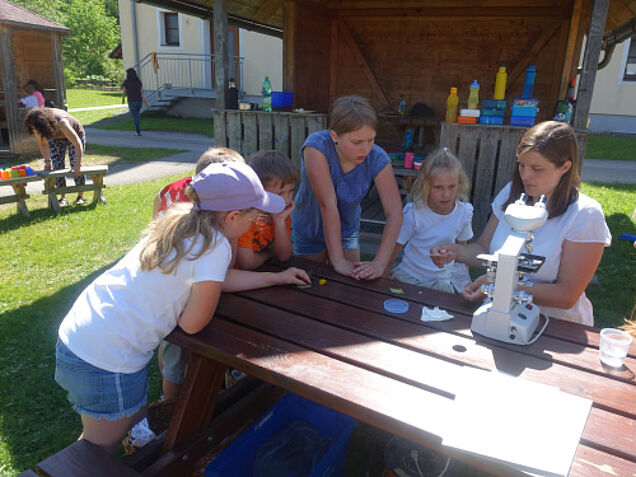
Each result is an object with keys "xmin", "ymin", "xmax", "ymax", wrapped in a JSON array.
[
  {"xmin": 0, "ymin": 176, "xmax": 632, "ymax": 476},
  {"xmin": 72, "ymin": 107, "xmax": 129, "ymax": 126},
  {"xmin": 101, "ymin": 112, "xmax": 214, "ymax": 137},
  {"xmin": 66, "ymin": 88, "xmax": 122, "ymax": 109},
  {"xmin": 585, "ymin": 134, "xmax": 636, "ymax": 161}
]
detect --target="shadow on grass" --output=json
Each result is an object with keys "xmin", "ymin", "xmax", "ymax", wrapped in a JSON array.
[
  {"xmin": 0, "ymin": 260, "xmax": 163, "ymax": 474},
  {"xmin": 0, "ymin": 201, "xmax": 100, "ymax": 235}
]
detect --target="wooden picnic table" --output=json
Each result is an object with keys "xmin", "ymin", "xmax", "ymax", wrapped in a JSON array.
[{"xmin": 162, "ymin": 256, "xmax": 635, "ymax": 477}]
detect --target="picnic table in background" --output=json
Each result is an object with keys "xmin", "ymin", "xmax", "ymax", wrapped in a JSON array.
[{"xmin": 160, "ymin": 256, "xmax": 635, "ymax": 477}]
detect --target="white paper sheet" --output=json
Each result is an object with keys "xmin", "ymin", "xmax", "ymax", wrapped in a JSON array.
[{"xmin": 441, "ymin": 369, "xmax": 592, "ymax": 477}]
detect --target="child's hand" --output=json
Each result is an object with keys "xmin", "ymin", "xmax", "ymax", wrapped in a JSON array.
[
  {"xmin": 272, "ymin": 201, "xmax": 295, "ymax": 222},
  {"xmin": 332, "ymin": 258, "xmax": 358, "ymax": 279},
  {"xmin": 352, "ymin": 260, "xmax": 383, "ymax": 280},
  {"xmin": 461, "ymin": 274, "xmax": 489, "ymax": 302},
  {"xmin": 277, "ymin": 267, "xmax": 310, "ymax": 286},
  {"xmin": 430, "ymin": 244, "xmax": 456, "ymax": 268}
]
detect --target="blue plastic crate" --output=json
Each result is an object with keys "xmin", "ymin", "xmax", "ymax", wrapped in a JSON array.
[
  {"xmin": 271, "ymin": 91, "xmax": 294, "ymax": 108},
  {"xmin": 205, "ymin": 393, "xmax": 356, "ymax": 477}
]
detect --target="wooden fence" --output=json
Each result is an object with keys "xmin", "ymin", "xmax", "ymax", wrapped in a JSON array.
[
  {"xmin": 440, "ymin": 122, "xmax": 588, "ymax": 236},
  {"xmin": 213, "ymin": 110, "xmax": 328, "ymax": 168}
]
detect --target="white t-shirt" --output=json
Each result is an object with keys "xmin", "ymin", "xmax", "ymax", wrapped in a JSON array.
[
  {"xmin": 396, "ymin": 200, "xmax": 473, "ymax": 282},
  {"xmin": 58, "ymin": 232, "xmax": 232, "ymax": 373},
  {"xmin": 490, "ymin": 183, "xmax": 611, "ymax": 325},
  {"xmin": 20, "ymin": 95, "xmax": 38, "ymax": 108}
]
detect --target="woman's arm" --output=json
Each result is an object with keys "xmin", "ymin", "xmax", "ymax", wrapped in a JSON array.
[
  {"xmin": 121, "ymin": 86, "xmax": 127, "ymax": 104},
  {"xmin": 140, "ymin": 87, "xmax": 149, "ymax": 108},
  {"xmin": 58, "ymin": 119, "xmax": 83, "ymax": 176},
  {"xmin": 34, "ymin": 131, "xmax": 52, "ymax": 170},
  {"xmin": 177, "ymin": 280, "xmax": 223, "ymax": 334},
  {"xmin": 518, "ymin": 241, "xmax": 605, "ymax": 309},
  {"xmin": 304, "ymin": 146, "xmax": 355, "ymax": 277}
]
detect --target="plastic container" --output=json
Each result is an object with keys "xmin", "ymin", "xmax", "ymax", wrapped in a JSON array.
[
  {"xmin": 271, "ymin": 91, "xmax": 294, "ymax": 108},
  {"xmin": 510, "ymin": 116, "xmax": 536, "ymax": 127},
  {"xmin": 511, "ymin": 106, "xmax": 538, "ymax": 117},
  {"xmin": 522, "ymin": 66, "xmax": 536, "ymax": 100},
  {"xmin": 205, "ymin": 394, "xmax": 356, "ymax": 477},
  {"xmin": 445, "ymin": 87, "xmax": 459, "ymax": 123},
  {"xmin": 404, "ymin": 152, "xmax": 414, "ymax": 169},
  {"xmin": 468, "ymin": 80, "xmax": 480, "ymax": 109},
  {"xmin": 482, "ymin": 99, "xmax": 507, "ymax": 110},
  {"xmin": 494, "ymin": 63, "xmax": 507, "ymax": 100},
  {"xmin": 261, "ymin": 76, "xmax": 272, "ymax": 112},
  {"xmin": 457, "ymin": 116, "xmax": 478, "ymax": 124},
  {"xmin": 479, "ymin": 116, "xmax": 504, "ymax": 125},
  {"xmin": 398, "ymin": 96, "xmax": 407, "ymax": 118}
]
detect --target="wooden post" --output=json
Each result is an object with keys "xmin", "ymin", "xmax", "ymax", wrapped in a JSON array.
[
  {"xmin": 0, "ymin": 25, "xmax": 20, "ymax": 154},
  {"xmin": 573, "ymin": 0, "xmax": 609, "ymax": 129},
  {"xmin": 51, "ymin": 32, "xmax": 67, "ymax": 109},
  {"xmin": 283, "ymin": 0, "xmax": 295, "ymax": 92},
  {"xmin": 213, "ymin": 0, "xmax": 228, "ymax": 109}
]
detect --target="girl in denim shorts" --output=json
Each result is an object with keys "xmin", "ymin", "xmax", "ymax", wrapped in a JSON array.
[
  {"xmin": 55, "ymin": 161, "xmax": 309, "ymax": 454},
  {"xmin": 291, "ymin": 95, "xmax": 403, "ymax": 280}
]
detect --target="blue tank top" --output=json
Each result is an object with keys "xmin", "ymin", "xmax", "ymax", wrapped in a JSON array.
[{"xmin": 291, "ymin": 130, "xmax": 390, "ymax": 241}]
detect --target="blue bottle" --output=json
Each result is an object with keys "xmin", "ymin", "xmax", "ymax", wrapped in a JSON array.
[{"xmin": 522, "ymin": 66, "xmax": 536, "ymax": 99}]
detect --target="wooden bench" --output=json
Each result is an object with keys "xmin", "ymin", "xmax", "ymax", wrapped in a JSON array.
[
  {"xmin": 36, "ymin": 165, "xmax": 109, "ymax": 212},
  {"xmin": 0, "ymin": 175, "xmax": 42, "ymax": 217}
]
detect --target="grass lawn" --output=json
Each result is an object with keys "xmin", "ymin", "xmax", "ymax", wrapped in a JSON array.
[
  {"xmin": 585, "ymin": 134, "xmax": 636, "ymax": 161},
  {"xmin": 72, "ymin": 107, "xmax": 129, "ymax": 126},
  {"xmin": 101, "ymin": 112, "xmax": 214, "ymax": 137},
  {"xmin": 66, "ymin": 88, "xmax": 122, "ymax": 109},
  {"xmin": 0, "ymin": 177, "xmax": 633, "ymax": 475}
]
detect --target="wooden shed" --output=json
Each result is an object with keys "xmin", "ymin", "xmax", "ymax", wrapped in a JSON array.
[{"xmin": 0, "ymin": 0, "xmax": 69, "ymax": 155}]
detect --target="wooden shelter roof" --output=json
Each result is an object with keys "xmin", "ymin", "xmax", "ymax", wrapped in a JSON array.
[{"xmin": 0, "ymin": 0, "xmax": 70, "ymax": 34}]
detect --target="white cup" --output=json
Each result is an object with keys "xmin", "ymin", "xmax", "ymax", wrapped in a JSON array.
[{"xmin": 599, "ymin": 328, "xmax": 632, "ymax": 368}]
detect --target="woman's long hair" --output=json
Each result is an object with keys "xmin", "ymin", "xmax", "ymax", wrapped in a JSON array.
[
  {"xmin": 504, "ymin": 121, "xmax": 579, "ymax": 218},
  {"xmin": 126, "ymin": 68, "xmax": 142, "ymax": 85},
  {"xmin": 23, "ymin": 107, "xmax": 57, "ymax": 138}
]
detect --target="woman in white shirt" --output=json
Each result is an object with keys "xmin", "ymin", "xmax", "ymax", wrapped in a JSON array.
[{"xmin": 431, "ymin": 121, "xmax": 611, "ymax": 325}]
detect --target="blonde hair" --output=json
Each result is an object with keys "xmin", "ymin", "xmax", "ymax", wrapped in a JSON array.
[
  {"xmin": 328, "ymin": 95, "xmax": 378, "ymax": 135},
  {"xmin": 140, "ymin": 186, "xmax": 252, "ymax": 274},
  {"xmin": 410, "ymin": 147, "xmax": 470, "ymax": 208},
  {"xmin": 195, "ymin": 147, "xmax": 244, "ymax": 174}
]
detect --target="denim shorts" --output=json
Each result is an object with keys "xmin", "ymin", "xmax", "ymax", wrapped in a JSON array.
[
  {"xmin": 55, "ymin": 339, "xmax": 148, "ymax": 421},
  {"xmin": 293, "ymin": 230, "xmax": 360, "ymax": 255}
]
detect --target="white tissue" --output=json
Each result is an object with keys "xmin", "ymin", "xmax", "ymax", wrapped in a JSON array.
[
  {"xmin": 420, "ymin": 306, "xmax": 454, "ymax": 322},
  {"xmin": 129, "ymin": 417, "xmax": 157, "ymax": 447}
]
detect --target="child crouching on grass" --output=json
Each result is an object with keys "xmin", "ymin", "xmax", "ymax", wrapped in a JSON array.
[
  {"xmin": 388, "ymin": 147, "xmax": 473, "ymax": 293},
  {"xmin": 237, "ymin": 150, "xmax": 298, "ymax": 270},
  {"xmin": 55, "ymin": 162, "xmax": 309, "ymax": 455}
]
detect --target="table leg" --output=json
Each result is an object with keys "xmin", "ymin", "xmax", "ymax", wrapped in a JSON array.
[
  {"xmin": 163, "ymin": 354, "xmax": 227, "ymax": 452},
  {"xmin": 11, "ymin": 183, "xmax": 30, "ymax": 217}
]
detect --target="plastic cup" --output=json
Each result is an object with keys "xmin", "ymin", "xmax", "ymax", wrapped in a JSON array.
[
  {"xmin": 599, "ymin": 328, "xmax": 632, "ymax": 368},
  {"xmin": 404, "ymin": 152, "xmax": 414, "ymax": 169}
]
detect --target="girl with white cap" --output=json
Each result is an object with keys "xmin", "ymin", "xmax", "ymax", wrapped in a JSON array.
[{"xmin": 55, "ymin": 161, "xmax": 309, "ymax": 454}]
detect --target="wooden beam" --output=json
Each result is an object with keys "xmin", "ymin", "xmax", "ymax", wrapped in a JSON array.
[
  {"xmin": 507, "ymin": 20, "xmax": 563, "ymax": 87},
  {"xmin": 325, "ymin": 0, "xmax": 564, "ymax": 9},
  {"xmin": 559, "ymin": 0, "xmax": 583, "ymax": 99},
  {"xmin": 283, "ymin": 0, "xmax": 295, "ymax": 92},
  {"xmin": 253, "ymin": 0, "xmax": 283, "ymax": 23},
  {"xmin": 329, "ymin": 17, "xmax": 338, "ymax": 104},
  {"xmin": 0, "ymin": 25, "xmax": 20, "ymax": 155},
  {"xmin": 550, "ymin": 18, "xmax": 572, "ymax": 112},
  {"xmin": 337, "ymin": 17, "xmax": 392, "ymax": 112},
  {"xmin": 573, "ymin": 0, "xmax": 610, "ymax": 129},
  {"xmin": 51, "ymin": 31, "xmax": 66, "ymax": 109},
  {"xmin": 213, "ymin": 0, "xmax": 228, "ymax": 109}
]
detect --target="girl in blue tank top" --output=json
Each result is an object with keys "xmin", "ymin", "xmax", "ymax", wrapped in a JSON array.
[{"xmin": 291, "ymin": 96, "xmax": 403, "ymax": 280}]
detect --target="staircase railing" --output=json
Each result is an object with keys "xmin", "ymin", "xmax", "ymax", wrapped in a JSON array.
[{"xmin": 133, "ymin": 52, "xmax": 244, "ymax": 110}]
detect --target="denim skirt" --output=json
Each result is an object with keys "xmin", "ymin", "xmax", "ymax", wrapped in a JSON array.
[{"xmin": 55, "ymin": 339, "xmax": 148, "ymax": 420}]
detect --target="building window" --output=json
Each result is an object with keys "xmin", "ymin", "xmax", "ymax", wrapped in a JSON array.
[
  {"xmin": 623, "ymin": 37, "xmax": 636, "ymax": 81},
  {"xmin": 162, "ymin": 12, "xmax": 180, "ymax": 46}
]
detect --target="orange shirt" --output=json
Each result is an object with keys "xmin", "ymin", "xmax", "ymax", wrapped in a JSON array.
[{"xmin": 238, "ymin": 215, "xmax": 291, "ymax": 252}]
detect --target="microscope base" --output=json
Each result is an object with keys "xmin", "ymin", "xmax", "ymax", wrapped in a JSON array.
[{"xmin": 471, "ymin": 301, "xmax": 542, "ymax": 345}]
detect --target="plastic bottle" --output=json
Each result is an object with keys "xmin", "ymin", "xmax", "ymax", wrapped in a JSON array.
[
  {"xmin": 398, "ymin": 96, "xmax": 407, "ymax": 118},
  {"xmin": 522, "ymin": 66, "xmax": 536, "ymax": 99},
  {"xmin": 445, "ymin": 87, "xmax": 459, "ymax": 123},
  {"xmin": 261, "ymin": 76, "xmax": 272, "ymax": 112},
  {"xmin": 494, "ymin": 62, "xmax": 507, "ymax": 101},
  {"xmin": 404, "ymin": 128, "xmax": 414, "ymax": 151},
  {"xmin": 468, "ymin": 80, "xmax": 480, "ymax": 109}
]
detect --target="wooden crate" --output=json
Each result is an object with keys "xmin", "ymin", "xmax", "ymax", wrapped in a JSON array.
[
  {"xmin": 213, "ymin": 110, "xmax": 327, "ymax": 169},
  {"xmin": 440, "ymin": 122, "xmax": 588, "ymax": 236}
]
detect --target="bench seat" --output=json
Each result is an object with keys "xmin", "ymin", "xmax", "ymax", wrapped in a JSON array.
[
  {"xmin": 36, "ymin": 165, "xmax": 109, "ymax": 212},
  {"xmin": 0, "ymin": 175, "xmax": 42, "ymax": 217}
]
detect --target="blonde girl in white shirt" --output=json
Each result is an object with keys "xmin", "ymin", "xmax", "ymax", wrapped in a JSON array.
[
  {"xmin": 388, "ymin": 147, "xmax": 473, "ymax": 293},
  {"xmin": 55, "ymin": 162, "xmax": 309, "ymax": 454}
]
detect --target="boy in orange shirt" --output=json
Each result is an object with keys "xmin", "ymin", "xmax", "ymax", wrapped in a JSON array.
[{"xmin": 237, "ymin": 150, "xmax": 298, "ymax": 270}]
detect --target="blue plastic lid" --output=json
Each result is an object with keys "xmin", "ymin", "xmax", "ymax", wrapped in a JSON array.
[
  {"xmin": 384, "ymin": 299, "xmax": 409, "ymax": 314},
  {"xmin": 470, "ymin": 80, "xmax": 479, "ymax": 88}
]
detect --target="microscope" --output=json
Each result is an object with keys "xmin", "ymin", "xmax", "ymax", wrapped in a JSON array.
[{"xmin": 471, "ymin": 194, "xmax": 550, "ymax": 345}]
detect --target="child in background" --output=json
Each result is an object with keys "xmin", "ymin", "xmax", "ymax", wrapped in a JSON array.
[
  {"xmin": 55, "ymin": 162, "xmax": 310, "ymax": 455},
  {"xmin": 154, "ymin": 147, "xmax": 244, "ymax": 401},
  {"xmin": 27, "ymin": 80, "xmax": 46, "ymax": 106},
  {"xmin": 18, "ymin": 83, "xmax": 39, "ymax": 109},
  {"xmin": 292, "ymin": 95, "xmax": 403, "ymax": 280},
  {"xmin": 389, "ymin": 147, "xmax": 473, "ymax": 293},
  {"xmin": 237, "ymin": 150, "xmax": 298, "ymax": 270}
]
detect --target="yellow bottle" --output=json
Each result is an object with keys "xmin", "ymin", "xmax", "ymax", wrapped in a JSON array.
[
  {"xmin": 446, "ymin": 87, "xmax": 459, "ymax": 123},
  {"xmin": 494, "ymin": 63, "xmax": 507, "ymax": 101}
]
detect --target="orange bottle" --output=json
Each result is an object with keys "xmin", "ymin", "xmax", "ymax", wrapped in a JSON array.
[{"xmin": 445, "ymin": 87, "xmax": 459, "ymax": 123}]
